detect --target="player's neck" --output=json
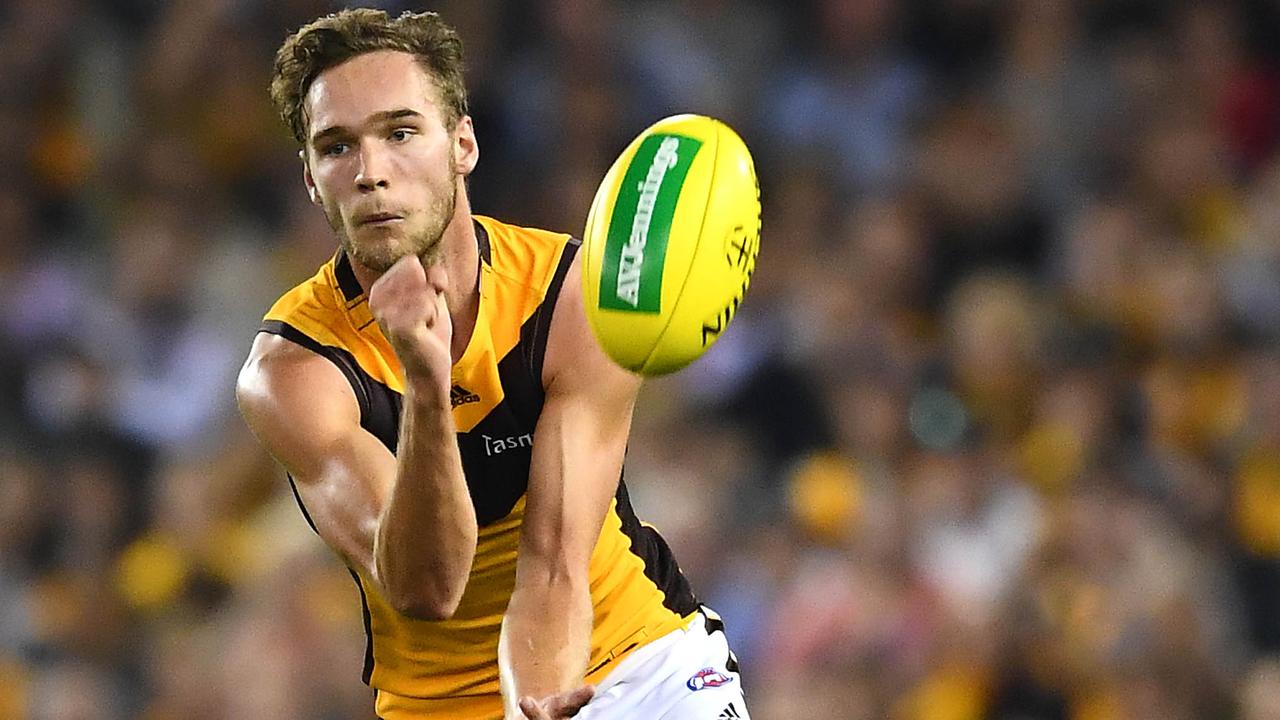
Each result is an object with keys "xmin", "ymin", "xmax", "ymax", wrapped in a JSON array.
[
  {"xmin": 435, "ymin": 203, "xmax": 481, "ymax": 363},
  {"xmin": 427, "ymin": 199, "xmax": 479, "ymax": 300}
]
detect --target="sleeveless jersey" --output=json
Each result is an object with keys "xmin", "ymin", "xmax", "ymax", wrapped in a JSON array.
[{"xmin": 259, "ymin": 215, "xmax": 699, "ymax": 720}]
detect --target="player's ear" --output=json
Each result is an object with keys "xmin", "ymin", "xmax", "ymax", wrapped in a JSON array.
[
  {"xmin": 301, "ymin": 149, "xmax": 322, "ymax": 206},
  {"xmin": 452, "ymin": 115, "xmax": 478, "ymax": 176}
]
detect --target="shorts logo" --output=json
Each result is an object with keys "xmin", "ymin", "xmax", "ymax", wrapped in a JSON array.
[{"xmin": 686, "ymin": 667, "xmax": 733, "ymax": 692}]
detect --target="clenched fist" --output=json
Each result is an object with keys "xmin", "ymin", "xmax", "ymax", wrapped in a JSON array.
[{"xmin": 369, "ymin": 255, "xmax": 452, "ymax": 386}]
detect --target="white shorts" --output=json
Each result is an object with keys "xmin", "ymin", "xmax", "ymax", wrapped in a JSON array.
[{"xmin": 578, "ymin": 607, "xmax": 750, "ymax": 720}]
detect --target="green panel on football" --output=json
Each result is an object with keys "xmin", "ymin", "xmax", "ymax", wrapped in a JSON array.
[{"xmin": 598, "ymin": 133, "xmax": 703, "ymax": 313}]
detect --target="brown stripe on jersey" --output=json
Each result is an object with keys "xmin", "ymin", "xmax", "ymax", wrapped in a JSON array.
[
  {"xmin": 518, "ymin": 237, "xmax": 581, "ymax": 389},
  {"xmin": 259, "ymin": 320, "xmax": 400, "ymax": 452},
  {"xmin": 258, "ymin": 318, "xmax": 391, "ymax": 689},
  {"xmin": 495, "ymin": 337, "xmax": 545, "ymax": 429},
  {"xmin": 285, "ymin": 472, "xmax": 319, "ymax": 534},
  {"xmin": 444, "ymin": 239, "xmax": 585, "ymax": 522},
  {"xmin": 282, "ymin": 473, "xmax": 376, "ymax": 685},
  {"xmin": 474, "ymin": 218, "xmax": 492, "ymax": 265},
  {"xmin": 350, "ymin": 569, "xmax": 376, "ymax": 684},
  {"xmin": 613, "ymin": 479, "xmax": 700, "ymax": 616},
  {"xmin": 334, "ymin": 250, "xmax": 365, "ymax": 304}
]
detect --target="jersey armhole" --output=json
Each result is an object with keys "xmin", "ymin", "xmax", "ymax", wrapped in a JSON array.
[
  {"xmin": 260, "ymin": 319, "xmax": 372, "ymax": 418},
  {"xmin": 522, "ymin": 237, "xmax": 581, "ymax": 389}
]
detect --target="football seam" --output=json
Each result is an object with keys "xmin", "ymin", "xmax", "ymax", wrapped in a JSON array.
[{"xmin": 640, "ymin": 119, "xmax": 723, "ymax": 374}]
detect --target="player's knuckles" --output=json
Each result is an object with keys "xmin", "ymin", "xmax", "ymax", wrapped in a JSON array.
[
  {"xmin": 373, "ymin": 291, "xmax": 432, "ymax": 319},
  {"xmin": 378, "ymin": 279, "xmax": 427, "ymax": 307},
  {"xmin": 390, "ymin": 253, "xmax": 427, "ymax": 278},
  {"xmin": 374, "ymin": 264, "xmax": 427, "ymax": 302},
  {"xmin": 370, "ymin": 303, "xmax": 407, "ymax": 329},
  {"xmin": 375, "ymin": 314, "xmax": 429, "ymax": 345}
]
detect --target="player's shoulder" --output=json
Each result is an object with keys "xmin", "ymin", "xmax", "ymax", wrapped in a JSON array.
[
  {"xmin": 475, "ymin": 214, "xmax": 573, "ymax": 249},
  {"xmin": 262, "ymin": 252, "xmax": 360, "ymax": 349},
  {"xmin": 475, "ymin": 214, "xmax": 577, "ymax": 292},
  {"xmin": 239, "ymin": 329, "xmax": 350, "ymax": 404},
  {"xmin": 265, "ymin": 253, "xmax": 342, "ymax": 313},
  {"xmin": 237, "ymin": 328, "xmax": 360, "ymax": 442},
  {"xmin": 242, "ymin": 252, "xmax": 364, "ymax": 415}
]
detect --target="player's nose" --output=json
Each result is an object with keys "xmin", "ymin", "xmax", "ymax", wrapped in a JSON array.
[{"xmin": 355, "ymin": 143, "xmax": 390, "ymax": 192}]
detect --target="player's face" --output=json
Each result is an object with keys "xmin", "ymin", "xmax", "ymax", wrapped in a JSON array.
[{"xmin": 302, "ymin": 50, "xmax": 475, "ymax": 271}]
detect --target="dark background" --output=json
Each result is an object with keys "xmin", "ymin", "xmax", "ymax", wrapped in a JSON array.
[{"xmin": 3, "ymin": 1, "xmax": 1280, "ymax": 718}]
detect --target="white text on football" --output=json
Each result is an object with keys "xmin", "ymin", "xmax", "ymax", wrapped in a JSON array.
[{"xmin": 616, "ymin": 136, "xmax": 682, "ymax": 307}]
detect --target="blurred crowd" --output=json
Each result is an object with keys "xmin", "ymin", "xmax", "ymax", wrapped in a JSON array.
[{"xmin": 3, "ymin": 0, "xmax": 1280, "ymax": 718}]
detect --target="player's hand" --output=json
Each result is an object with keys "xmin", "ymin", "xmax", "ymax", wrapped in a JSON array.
[
  {"xmin": 369, "ymin": 255, "xmax": 452, "ymax": 385},
  {"xmin": 516, "ymin": 685, "xmax": 595, "ymax": 719}
]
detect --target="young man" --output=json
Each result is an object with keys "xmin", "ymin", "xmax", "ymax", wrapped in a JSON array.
[{"xmin": 235, "ymin": 9, "xmax": 748, "ymax": 720}]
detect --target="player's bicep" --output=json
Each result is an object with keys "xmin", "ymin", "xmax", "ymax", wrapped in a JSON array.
[
  {"xmin": 236, "ymin": 333, "xmax": 396, "ymax": 576},
  {"xmin": 522, "ymin": 256, "xmax": 642, "ymax": 573}
]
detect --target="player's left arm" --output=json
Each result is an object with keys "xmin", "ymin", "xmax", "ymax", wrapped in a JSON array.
[{"xmin": 498, "ymin": 250, "xmax": 642, "ymax": 720}]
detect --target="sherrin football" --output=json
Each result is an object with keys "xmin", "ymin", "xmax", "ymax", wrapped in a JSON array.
[{"xmin": 581, "ymin": 114, "xmax": 761, "ymax": 376}]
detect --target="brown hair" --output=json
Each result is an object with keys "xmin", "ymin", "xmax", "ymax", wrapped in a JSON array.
[{"xmin": 270, "ymin": 8, "xmax": 468, "ymax": 145}]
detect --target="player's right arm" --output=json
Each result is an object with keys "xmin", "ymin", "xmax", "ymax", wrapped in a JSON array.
[{"xmin": 236, "ymin": 258, "xmax": 477, "ymax": 620}]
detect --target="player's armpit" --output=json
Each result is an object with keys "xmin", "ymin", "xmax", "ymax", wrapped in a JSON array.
[
  {"xmin": 525, "ymin": 253, "xmax": 643, "ymax": 570},
  {"xmin": 235, "ymin": 332, "xmax": 476, "ymax": 620},
  {"xmin": 236, "ymin": 333, "xmax": 394, "ymax": 578},
  {"xmin": 498, "ymin": 254, "xmax": 642, "ymax": 716}
]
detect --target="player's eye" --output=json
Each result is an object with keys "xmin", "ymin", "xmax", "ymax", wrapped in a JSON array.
[
  {"xmin": 389, "ymin": 128, "xmax": 415, "ymax": 143},
  {"xmin": 321, "ymin": 142, "xmax": 349, "ymax": 157}
]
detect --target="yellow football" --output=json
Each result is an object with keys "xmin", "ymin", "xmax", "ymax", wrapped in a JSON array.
[{"xmin": 581, "ymin": 114, "xmax": 761, "ymax": 376}]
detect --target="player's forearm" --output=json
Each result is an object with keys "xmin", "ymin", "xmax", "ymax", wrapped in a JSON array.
[
  {"xmin": 498, "ymin": 571, "xmax": 593, "ymax": 717},
  {"xmin": 374, "ymin": 381, "xmax": 476, "ymax": 619}
]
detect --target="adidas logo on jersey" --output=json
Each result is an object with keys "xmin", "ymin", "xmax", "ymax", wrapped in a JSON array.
[
  {"xmin": 718, "ymin": 702, "xmax": 741, "ymax": 719},
  {"xmin": 450, "ymin": 384, "xmax": 480, "ymax": 408}
]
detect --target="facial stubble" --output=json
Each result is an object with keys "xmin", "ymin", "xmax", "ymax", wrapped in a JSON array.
[{"xmin": 325, "ymin": 152, "xmax": 459, "ymax": 272}]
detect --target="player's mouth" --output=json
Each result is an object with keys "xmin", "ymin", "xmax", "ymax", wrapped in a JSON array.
[{"xmin": 357, "ymin": 212, "xmax": 404, "ymax": 227}]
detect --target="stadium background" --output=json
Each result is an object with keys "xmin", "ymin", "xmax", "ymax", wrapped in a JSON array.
[{"xmin": 3, "ymin": 0, "xmax": 1280, "ymax": 718}]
